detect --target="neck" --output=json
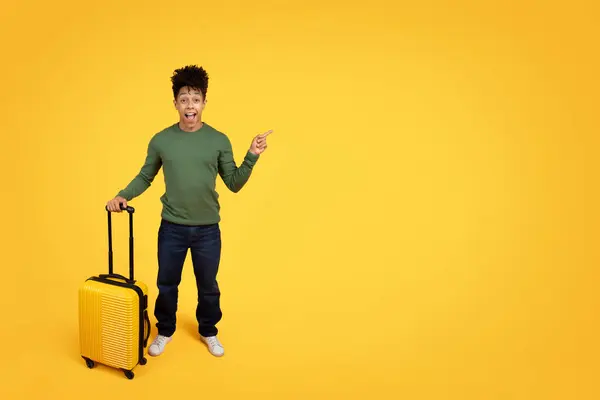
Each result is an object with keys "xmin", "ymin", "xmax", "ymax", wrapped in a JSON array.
[{"xmin": 178, "ymin": 120, "xmax": 204, "ymax": 132}]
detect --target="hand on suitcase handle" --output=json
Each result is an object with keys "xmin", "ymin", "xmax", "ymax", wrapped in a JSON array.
[{"xmin": 105, "ymin": 203, "xmax": 135, "ymax": 213}]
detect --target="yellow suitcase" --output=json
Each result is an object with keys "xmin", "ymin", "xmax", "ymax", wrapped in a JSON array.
[{"xmin": 79, "ymin": 204, "xmax": 150, "ymax": 379}]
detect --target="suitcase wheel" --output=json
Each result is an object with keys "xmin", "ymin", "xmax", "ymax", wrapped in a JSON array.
[
  {"xmin": 82, "ymin": 356, "xmax": 95, "ymax": 369},
  {"xmin": 140, "ymin": 357, "xmax": 147, "ymax": 365},
  {"xmin": 123, "ymin": 369, "xmax": 135, "ymax": 380}
]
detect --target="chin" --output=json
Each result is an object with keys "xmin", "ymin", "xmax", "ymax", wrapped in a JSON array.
[
  {"xmin": 181, "ymin": 117, "xmax": 197, "ymax": 125},
  {"xmin": 179, "ymin": 116, "xmax": 202, "ymax": 131}
]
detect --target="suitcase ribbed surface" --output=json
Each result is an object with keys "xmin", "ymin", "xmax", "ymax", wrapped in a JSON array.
[{"xmin": 79, "ymin": 279, "xmax": 140, "ymax": 370}]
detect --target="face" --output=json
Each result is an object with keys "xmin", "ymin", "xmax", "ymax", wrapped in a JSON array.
[{"xmin": 174, "ymin": 86, "xmax": 206, "ymax": 131}]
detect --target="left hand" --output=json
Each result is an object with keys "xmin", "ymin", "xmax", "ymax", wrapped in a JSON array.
[{"xmin": 249, "ymin": 129, "xmax": 273, "ymax": 155}]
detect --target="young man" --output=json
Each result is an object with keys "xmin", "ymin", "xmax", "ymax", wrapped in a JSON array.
[{"xmin": 106, "ymin": 65, "xmax": 272, "ymax": 357}]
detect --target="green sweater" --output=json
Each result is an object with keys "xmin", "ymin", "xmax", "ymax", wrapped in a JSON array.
[{"xmin": 117, "ymin": 122, "xmax": 259, "ymax": 225}]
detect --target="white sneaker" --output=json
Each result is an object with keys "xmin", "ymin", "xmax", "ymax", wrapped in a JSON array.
[
  {"xmin": 200, "ymin": 335, "xmax": 224, "ymax": 357},
  {"xmin": 148, "ymin": 335, "xmax": 172, "ymax": 356}
]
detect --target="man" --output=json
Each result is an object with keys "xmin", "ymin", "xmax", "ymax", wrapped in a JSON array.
[{"xmin": 106, "ymin": 65, "xmax": 272, "ymax": 358}]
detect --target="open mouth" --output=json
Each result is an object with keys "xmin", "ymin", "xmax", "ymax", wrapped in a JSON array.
[{"xmin": 184, "ymin": 113, "xmax": 196, "ymax": 121}]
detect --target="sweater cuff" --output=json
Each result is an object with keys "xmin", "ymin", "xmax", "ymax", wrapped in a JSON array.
[
  {"xmin": 245, "ymin": 150, "xmax": 260, "ymax": 165},
  {"xmin": 117, "ymin": 190, "xmax": 131, "ymax": 201}
]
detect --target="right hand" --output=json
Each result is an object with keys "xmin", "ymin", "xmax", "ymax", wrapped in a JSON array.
[{"xmin": 106, "ymin": 196, "xmax": 128, "ymax": 212}]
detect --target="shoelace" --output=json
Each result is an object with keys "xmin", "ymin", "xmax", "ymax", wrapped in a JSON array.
[
  {"xmin": 205, "ymin": 337, "xmax": 220, "ymax": 347},
  {"xmin": 153, "ymin": 336, "xmax": 168, "ymax": 347}
]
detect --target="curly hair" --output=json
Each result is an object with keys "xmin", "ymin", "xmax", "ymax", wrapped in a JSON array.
[{"xmin": 170, "ymin": 65, "xmax": 209, "ymax": 99}]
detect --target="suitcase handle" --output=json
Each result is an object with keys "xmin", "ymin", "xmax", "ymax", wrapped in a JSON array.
[
  {"xmin": 98, "ymin": 273, "xmax": 135, "ymax": 284},
  {"xmin": 105, "ymin": 203, "xmax": 136, "ymax": 281},
  {"xmin": 143, "ymin": 310, "xmax": 151, "ymax": 347},
  {"xmin": 105, "ymin": 203, "xmax": 135, "ymax": 213}
]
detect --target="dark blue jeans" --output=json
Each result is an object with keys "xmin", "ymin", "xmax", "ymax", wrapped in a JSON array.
[{"xmin": 154, "ymin": 219, "xmax": 222, "ymax": 338}]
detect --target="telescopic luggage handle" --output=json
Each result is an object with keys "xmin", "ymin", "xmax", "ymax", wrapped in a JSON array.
[{"xmin": 105, "ymin": 203, "xmax": 136, "ymax": 282}]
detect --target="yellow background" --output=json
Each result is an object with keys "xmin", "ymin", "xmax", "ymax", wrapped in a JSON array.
[{"xmin": 0, "ymin": 0, "xmax": 597, "ymax": 398}]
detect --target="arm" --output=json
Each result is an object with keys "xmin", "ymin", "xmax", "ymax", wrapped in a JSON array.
[
  {"xmin": 218, "ymin": 135, "xmax": 260, "ymax": 193},
  {"xmin": 117, "ymin": 137, "xmax": 162, "ymax": 200}
]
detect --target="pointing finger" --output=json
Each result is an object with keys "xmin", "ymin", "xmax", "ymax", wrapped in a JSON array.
[{"xmin": 259, "ymin": 130, "xmax": 273, "ymax": 138}]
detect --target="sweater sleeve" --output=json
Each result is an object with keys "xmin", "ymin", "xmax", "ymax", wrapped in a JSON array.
[
  {"xmin": 217, "ymin": 135, "xmax": 259, "ymax": 193},
  {"xmin": 117, "ymin": 137, "xmax": 162, "ymax": 200}
]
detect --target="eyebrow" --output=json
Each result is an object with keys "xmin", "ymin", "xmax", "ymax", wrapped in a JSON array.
[{"xmin": 179, "ymin": 91, "xmax": 202, "ymax": 96}]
